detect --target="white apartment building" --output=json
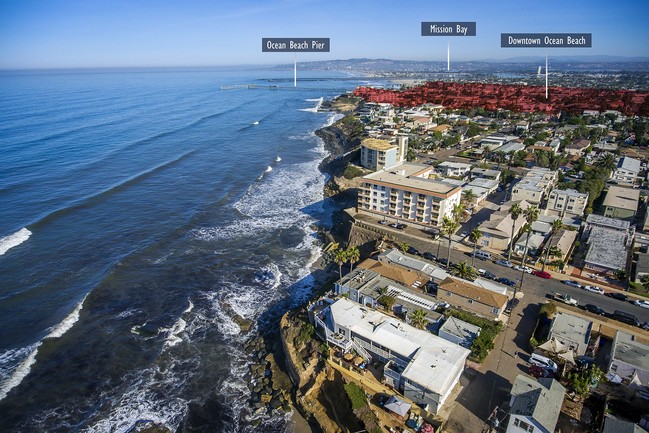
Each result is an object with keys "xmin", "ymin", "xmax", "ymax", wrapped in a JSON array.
[
  {"xmin": 611, "ymin": 156, "xmax": 641, "ymax": 185},
  {"xmin": 546, "ymin": 188, "xmax": 589, "ymax": 216},
  {"xmin": 436, "ymin": 161, "xmax": 472, "ymax": 178},
  {"xmin": 360, "ymin": 136, "xmax": 408, "ymax": 171},
  {"xmin": 358, "ymin": 162, "xmax": 462, "ymax": 228},
  {"xmin": 511, "ymin": 167, "xmax": 558, "ymax": 204}
]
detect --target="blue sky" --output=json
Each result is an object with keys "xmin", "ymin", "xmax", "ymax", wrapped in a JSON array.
[{"xmin": 1, "ymin": 0, "xmax": 648, "ymax": 69}]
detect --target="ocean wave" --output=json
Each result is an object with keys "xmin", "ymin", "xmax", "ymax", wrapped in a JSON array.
[
  {"xmin": 161, "ymin": 299, "xmax": 194, "ymax": 349},
  {"xmin": 30, "ymin": 150, "xmax": 196, "ymax": 230},
  {"xmin": 299, "ymin": 97, "xmax": 324, "ymax": 112},
  {"xmin": 0, "ymin": 294, "xmax": 87, "ymax": 401},
  {"xmin": 0, "ymin": 228, "xmax": 32, "ymax": 256}
]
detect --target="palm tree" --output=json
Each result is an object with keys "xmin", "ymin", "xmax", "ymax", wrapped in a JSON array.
[
  {"xmin": 409, "ymin": 309, "xmax": 428, "ymax": 330},
  {"xmin": 507, "ymin": 203, "xmax": 523, "ymax": 261},
  {"xmin": 541, "ymin": 219, "xmax": 563, "ymax": 271},
  {"xmin": 469, "ymin": 228, "xmax": 483, "ymax": 267},
  {"xmin": 521, "ymin": 205, "xmax": 540, "ymax": 267},
  {"xmin": 441, "ymin": 215, "xmax": 460, "ymax": 269},
  {"xmin": 595, "ymin": 152, "xmax": 617, "ymax": 173},
  {"xmin": 452, "ymin": 202, "xmax": 466, "ymax": 223},
  {"xmin": 462, "ymin": 189, "xmax": 476, "ymax": 206},
  {"xmin": 453, "ymin": 262, "xmax": 478, "ymax": 281},
  {"xmin": 346, "ymin": 246, "xmax": 360, "ymax": 273},
  {"xmin": 333, "ymin": 249, "xmax": 347, "ymax": 281}
]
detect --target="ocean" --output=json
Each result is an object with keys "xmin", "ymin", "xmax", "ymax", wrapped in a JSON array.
[{"xmin": 0, "ymin": 68, "xmax": 368, "ymax": 432}]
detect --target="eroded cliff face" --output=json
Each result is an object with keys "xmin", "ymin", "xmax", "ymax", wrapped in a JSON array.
[{"xmin": 280, "ymin": 310, "xmax": 364, "ymax": 433}]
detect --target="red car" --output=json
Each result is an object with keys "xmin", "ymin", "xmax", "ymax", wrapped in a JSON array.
[
  {"xmin": 532, "ymin": 270, "xmax": 551, "ymax": 279},
  {"xmin": 528, "ymin": 365, "xmax": 554, "ymax": 378}
]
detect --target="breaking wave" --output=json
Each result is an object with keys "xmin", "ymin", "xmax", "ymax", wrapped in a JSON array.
[{"xmin": 0, "ymin": 228, "xmax": 32, "ymax": 256}]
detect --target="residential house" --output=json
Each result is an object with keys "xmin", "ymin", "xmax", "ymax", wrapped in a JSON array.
[
  {"xmin": 496, "ymin": 140, "xmax": 526, "ymax": 156},
  {"xmin": 611, "ymin": 156, "xmax": 642, "ymax": 186},
  {"xmin": 506, "ymin": 376, "xmax": 565, "ymax": 433},
  {"xmin": 360, "ymin": 137, "xmax": 407, "ymax": 171},
  {"xmin": 462, "ymin": 178, "xmax": 500, "ymax": 207},
  {"xmin": 333, "ymin": 266, "xmax": 440, "ymax": 326},
  {"xmin": 546, "ymin": 188, "xmax": 589, "ymax": 217},
  {"xmin": 603, "ymin": 185, "xmax": 640, "ymax": 221},
  {"xmin": 602, "ymin": 416, "xmax": 648, "ymax": 433},
  {"xmin": 437, "ymin": 277, "xmax": 509, "ymax": 321},
  {"xmin": 311, "ymin": 297, "xmax": 470, "ymax": 414},
  {"xmin": 479, "ymin": 201, "xmax": 533, "ymax": 253},
  {"xmin": 470, "ymin": 167, "xmax": 501, "ymax": 182},
  {"xmin": 608, "ymin": 331, "xmax": 649, "ymax": 389},
  {"xmin": 542, "ymin": 228, "xmax": 578, "ymax": 266},
  {"xmin": 438, "ymin": 317, "xmax": 481, "ymax": 348},
  {"xmin": 634, "ymin": 252, "xmax": 649, "ymax": 283},
  {"xmin": 437, "ymin": 161, "xmax": 472, "ymax": 178},
  {"xmin": 565, "ymin": 138, "xmax": 590, "ymax": 157},
  {"xmin": 479, "ymin": 133, "xmax": 518, "ymax": 151},
  {"xmin": 582, "ymin": 214, "xmax": 633, "ymax": 275},
  {"xmin": 548, "ymin": 312, "xmax": 593, "ymax": 357},
  {"xmin": 358, "ymin": 162, "xmax": 462, "ymax": 228}
]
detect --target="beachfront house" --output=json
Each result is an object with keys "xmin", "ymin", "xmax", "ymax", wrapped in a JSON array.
[{"xmin": 310, "ymin": 297, "xmax": 470, "ymax": 414}]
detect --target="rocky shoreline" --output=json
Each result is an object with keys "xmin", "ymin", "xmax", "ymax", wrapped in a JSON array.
[{"xmin": 239, "ymin": 101, "xmax": 364, "ymax": 432}]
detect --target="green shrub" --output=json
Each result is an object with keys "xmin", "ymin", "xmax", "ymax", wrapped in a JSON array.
[
  {"xmin": 445, "ymin": 310, "xmax": 503, "ymax": 362},
  {"xmin": 344, "ymin": 165, "xmax": 365, "ymax": 179},
  {"xmin": 344, "ymin": 382, "xmax": 367, "ymax": 410}
]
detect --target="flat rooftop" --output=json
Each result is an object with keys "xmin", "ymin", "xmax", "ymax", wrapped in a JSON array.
[
  {"xmin": 364, "ymin": 163, "xmax": 460, "ymax": 197},
  {"xmin": 586, "ymin": 214, "xmax": 631, "ymax": 231},
  {"xmin": 603, "ymin": 185, "xmax": 640, "ymax": 211},
  {"xmin": 329, "ymin": 298, "xmax": 470, "ymax": 395},
  {"xmin": 584, "ymin": 226, "xmax": 629, "ymax": 270}
]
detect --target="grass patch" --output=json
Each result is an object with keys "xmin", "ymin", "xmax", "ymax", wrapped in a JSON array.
[
  {"xmin": 344, "ymin": 164, "xmax": 365, "ymax": 179},
  {"xmin": 344, "ymin": 382, "xmax": 367, "ymax": 410},
  {"xmin": 628, "ymin": 282, "xmax": 649, "ymax": 299},
  {"xmin": 343, "ymin": 382, "xmax": 381, "ymax": 433}
]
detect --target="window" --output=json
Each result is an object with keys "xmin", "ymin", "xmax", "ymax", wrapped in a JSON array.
[
  {"xmin": 513, "ymin": 418, "xmax": 534, "ymax": 432},
  {"xmin": 492, "ymin": 307, "xmax": 499, "ymax": 314}
]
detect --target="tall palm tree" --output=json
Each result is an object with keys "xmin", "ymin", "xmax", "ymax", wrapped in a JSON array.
[
  {"xmin": 346, "ymin": 246, "xmax": 360, "ymax": 273},
  {"xmin": 452, "ymin": 202, "xmax": 466, "ymax": 223},
  {"xmin": 409, "ymin": 309, "xmax": 428, "ymax": 330},
  {"xmin": 507, "ymin": 203, "xmax": 523, "ymax": 261},
  {"xmin": 595, "ymin": 152, "xmax": 617, "ymax": 173},
  {"xmin": 453, "ymin": 262, "xmax": 478, "ymax": 281},
  {"xmin": 469, "ymin": 228, "xmax": 483, "ymax": 267},
  {"xmin": 441, "ymin": 215, "xmax": 460, "ymax": 269},
  {"xmin": 541, "ymin": 219, "xmax": 563, "ymax": 272},
  {"xmin": 333, "ymin": 249, "xmax": 347, "ymax": 281},
  {"xmin": 521, "ymin": 205, "xmax": 540, "ymax": 267}
]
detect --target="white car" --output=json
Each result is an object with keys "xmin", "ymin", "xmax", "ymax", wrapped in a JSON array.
[
  {"xmin": 583, "ymin": 285, "xmax": 605, "ymax": 295},
  {"xmin": 633, "ymin": 299, "xmax": 649, "ymax": 309},
  {"xmin": 513, "ymin": 265, "xmax": 533, "ymax": 274}
]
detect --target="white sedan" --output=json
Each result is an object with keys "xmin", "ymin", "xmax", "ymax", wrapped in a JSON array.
[
  {"xmin": 513, "ymin": 265, "xmax": 533, "ymax": 274},
  {"xmin": 633, "ymin": 299, "xmax": 649, "ymax": 309},
  {"xmin": 583, "ymin": 285, "xmax": 605, "ymax": 295}
]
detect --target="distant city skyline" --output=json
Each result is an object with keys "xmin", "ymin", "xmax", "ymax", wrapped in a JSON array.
[{"xmin": 1, "ymin": 0, "xmax": 648, "ymax": 70}]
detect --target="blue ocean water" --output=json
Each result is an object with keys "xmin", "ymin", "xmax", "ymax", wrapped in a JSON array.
[{"xmin": 0, "ymin": 68, "xmax": 361, "ymax": 432}]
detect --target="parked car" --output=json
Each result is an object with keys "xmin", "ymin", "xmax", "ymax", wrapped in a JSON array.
[
  {"xmin": 437, "ymin": 258, "xmax": 452, "ymax": 267},
  {"xmin": 532, "ymin": 270, "xmax": 552, "ymax": 279},
  {"xmin": 528, "ymin": 365, "xmax": 554, "ymax": 378},
  {"xmin": 613, "ymin": 310, "xmax": 640, "ymax": 326},
  {"xmin": 407, "ymin": 246, "xmax": 420, "ymax": 256},
  {"xmin": 562, "ymin": 280, "xmax": 582, "ymax": 288},
  {"xmin": 389, "ymin": 222, "xmax": 406, "ymax": 230},
  {"xmin": 498, "ymin": 277, "xmax": 517, "ymax": 287},
  {"xmin": 643, "ymin": 322, "xmax": 649, "ymax": 331},
  {"xmin": 379, "ymin": 219, "xmax": 388, "ymax": 225},
  {"xmin": 583, "ymin": 285, "xmax": 605, "ymax": 295},
  {"xmin": 478, "ymin": 269, "xmax": 497, "ymax": 280},
  {"xmin": 606, "ymin": 292, "xmax": 629, "ymax": 301},
  {"xmin": 494, "ymin": 259, "xmax": 513, "ymax": 268},
  {"xmin": 513, "ymin": 265, "xmax": 533, "ymax": 274},
  {"xmin": 583, "ymin": 304, "xmax": 607, "ymax": 316},
  {"xmin": 422, "ymin": 252, "xmax": 436, "ymax": 261},
  {"xmin": 505, "ymin": 298, "xmax": 520, "ymax": 313},
  {"xmin": 529, "ymin": 353, "xmax": 559, "ymax": 372},
  {"xmin": 633, "ymin": 299, "xmax": 649, "ymax": 309}
]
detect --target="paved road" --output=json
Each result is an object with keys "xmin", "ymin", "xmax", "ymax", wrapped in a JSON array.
[{"xmin": 357, "ymin": 215, "xmax": 649, "ymax": 323}]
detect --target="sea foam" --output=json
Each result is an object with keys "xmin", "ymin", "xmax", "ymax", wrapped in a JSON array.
[{"xmin": 0, "ymin": 228, "xmax": 32, "ymax": 256}]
